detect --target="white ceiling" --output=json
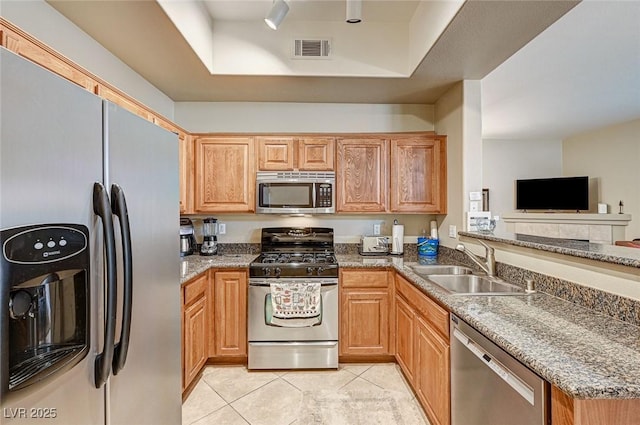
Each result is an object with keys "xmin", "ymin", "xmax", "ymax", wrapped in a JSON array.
[
  {"xmin": 482, "ymin": 0, "xmax": 640, "ymax": 141},
  {"xmin": 40, "ymin": 1, "xmax": 640, "ymax": 142}
]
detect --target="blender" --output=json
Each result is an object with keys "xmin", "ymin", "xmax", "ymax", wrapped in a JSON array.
[{"xmin": 200, "ymin": 217, "xmax": 218, "ymax": 256}]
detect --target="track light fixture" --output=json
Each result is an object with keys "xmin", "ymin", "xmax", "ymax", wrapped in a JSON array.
[
  {"xmin": 346, "ymin": 0, "xmax": 362, "ymax": 23},
  {"xmin": 265, "ymin": 0, "xmax": 290, "ymax": 30}
]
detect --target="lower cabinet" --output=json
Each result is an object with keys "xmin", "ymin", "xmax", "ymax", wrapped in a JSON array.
[
  {"xmin": 181, "ymin": 272, "xmax": 209, "ymax": 392},
  {"xmin": 551, "ymin": 385, "xmax": 640, "ymax": 425},
  {"xmin": 182, "ymin": 268, "xmax": 248, "ymax": 395},
  {"xmin": 211, "ymin": 269, "xmax": 248, "ymax": 358},
  {"xmin": 395, "ymin": 273, "xmax": 451, "ymax": 425},
  {"xmin": 339, "ymin": 268, "xmax": 394, "ymax": 357}
]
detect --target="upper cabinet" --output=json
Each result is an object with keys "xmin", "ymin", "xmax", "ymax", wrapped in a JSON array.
[
  {"xmin": 336, "ymin": 138, "xmax": 389, "ymax": 212},
  {"xmin": 336, "ymin": 134, "xmax": 447, "ymax": 214},
  {"xmin": 193, "ymin": 137, "xmax": 256, "ymax": 213},
  {"xmin": 257, "ymin": 136, "xmax": 335, "ymax": 171},
  {"xmin": 390, "ymin": 136, "xmax": 447, "ymax": 213},
  {"xmin": 1, "ymin": 21, "xmax": 98, "ymax": 92}
]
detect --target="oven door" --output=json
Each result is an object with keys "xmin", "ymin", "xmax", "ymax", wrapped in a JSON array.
[
  {"xmin": 248, "ymin": 278, "xmax": 339, "ymax": 369},
  {"xmin": 248, "ymin": 279, "xmax": 338, "ymax": 342}
]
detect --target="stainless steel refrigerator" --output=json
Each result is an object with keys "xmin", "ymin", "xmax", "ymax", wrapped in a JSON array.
[{"xmin": 0, "ymin": 48, "xmax": 181, "ymax": 424}]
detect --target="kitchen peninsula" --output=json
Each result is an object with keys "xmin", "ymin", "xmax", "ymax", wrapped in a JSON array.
[{"xmin": 180, "ymin": 243, "xmax": 640, "ymax": 425}]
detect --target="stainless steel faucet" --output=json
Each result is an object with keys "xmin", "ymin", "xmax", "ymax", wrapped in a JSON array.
[{"xmin": 456, "ymin": 240, "xmax": 496, "ymax": 277}]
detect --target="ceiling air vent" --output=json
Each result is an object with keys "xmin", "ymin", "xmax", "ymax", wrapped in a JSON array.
[{"xmin": 293, "ymin": 39, "xmax": 331, "ymax": 59}]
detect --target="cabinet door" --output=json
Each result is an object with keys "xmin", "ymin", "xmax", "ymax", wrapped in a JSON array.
[
  {"xmin": 178, "ymin": 133, "xmax": 193, "ymax": 214},
  {"xmin": 390, "ymin": 137, "xmax": 447, "ymax": 213},
  {"xmin": 183, "ymin": 296, "xmax": 207, "ymax": 390},
  {"xmin": 182, "ymin": 273, "xmax": 209, "ymax": 391},
  {"xmin": 298, "ymin": 137, "xmax": 335, "ymax": 170},
  {"xmin": 257, "ymin": 136, "xmax": 295, "ymax": 170},
  {"xmin": 194, "ymin": 137, "xmax": 255, "ymax": 212},
  {"xmin": 336, "ymin": 138, "xmax": 388, "ymax": 212},
  {"xmin": 415, "ymin": 316, "xmax": 450, "ymax": 425},
  {"xmin": 395, "ymin": 295, "xmax": 416, "ymax": 385},
  {"xmin": 340, "ymin": 289, "xmax": 390, "ymax": 356},
  {"xmin": 213, "ymin": 270, "xmax": 248, "ymax": 357}
]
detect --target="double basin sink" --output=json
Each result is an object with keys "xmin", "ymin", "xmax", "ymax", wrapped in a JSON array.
[{"xmin": 410, "ymin": 265, "xmax": 526, "ymax": 296}]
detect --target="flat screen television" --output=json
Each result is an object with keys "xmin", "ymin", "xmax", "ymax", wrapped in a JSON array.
[{"xmin": 516, "ymin": 176, "xmax": 589, "ymax": 211}]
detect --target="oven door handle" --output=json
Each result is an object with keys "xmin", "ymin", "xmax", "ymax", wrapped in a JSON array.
[{"xmin": 249, "ymin": 341, "xmax": 338, "ymax": 347}]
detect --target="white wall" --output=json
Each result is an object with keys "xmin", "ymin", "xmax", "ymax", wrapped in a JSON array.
[
  {"xmin": 0, "ymin": 0, "xmax": 175, "ymax": 119},
  {"xmin": 563, "ymin": 118, "xmax": 640, "ymax": 239},
  {"xmin": 434, "ymin": 82, "xmax": 464, "ymax": 249},
  {"xmin": 175, "ymin": 102, "xmax": 434, "ymax": 133},
  {"xmin": 483, "ymin": 139, "xmax": 563, "ymax": 230}
]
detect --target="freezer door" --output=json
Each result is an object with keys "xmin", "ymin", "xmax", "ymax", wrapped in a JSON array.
[
  {"xmin": 1, "ymin": 48, "xmax": 105, "ymax": 424},
  {"xmin": 103, "ymin": 101, "xmax": 181, "ymax": 425}
]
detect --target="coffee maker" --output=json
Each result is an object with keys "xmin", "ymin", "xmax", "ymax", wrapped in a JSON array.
[
  {"xmin": 180, "ymin": 218, "xmax": 196, "ymax": 256},
  {"xmin": 200, "ymin": 218, "xmax": 218, "ymax": 256}
]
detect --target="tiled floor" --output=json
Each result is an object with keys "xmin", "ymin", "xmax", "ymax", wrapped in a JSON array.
[{"xmin": 182, "ymin": 363, "xmax": 430, "ymax": 425}]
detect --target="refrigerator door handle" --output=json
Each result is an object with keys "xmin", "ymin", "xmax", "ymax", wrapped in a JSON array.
[
  {"xmin": 93, "ymin": 182, "xmax": 117, "ymax": 388},
  {"xmin": 110, "ymin": 183, "xmax": 133, "ymax": 375}
]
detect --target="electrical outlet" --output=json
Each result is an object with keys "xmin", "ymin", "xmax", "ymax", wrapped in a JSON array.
[
  {"xmin": 448, "ymin": 225, "xmax": 457, "ymax": 238},
  {"xmin": 373, "ymin": 224, "xmax": 381, "ymax": 235},
  {"xmin": 218, "ymin": 223, "xmax": 226, "ymax": 234}
]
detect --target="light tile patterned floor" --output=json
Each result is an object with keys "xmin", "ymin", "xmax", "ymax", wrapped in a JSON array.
[{"xmin": 182, "ymin": 363, "xmax": 430, "ymax": 425}]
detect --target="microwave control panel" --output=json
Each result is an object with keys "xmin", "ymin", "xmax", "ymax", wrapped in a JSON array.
[{"xmin": 316, "ymin": 183, "xmax": 333, "ymax": 207}]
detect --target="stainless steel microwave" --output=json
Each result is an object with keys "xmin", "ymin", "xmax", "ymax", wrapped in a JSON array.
[{"xmin": 256, "ymin": 171, "xmax": 335, "ymax": 214}]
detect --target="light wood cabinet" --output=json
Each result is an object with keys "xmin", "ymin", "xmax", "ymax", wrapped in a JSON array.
[
  {"xmin": 390, "ymin": 137, "xmax": 447, "ymax": 213},
  {"xmin": 395, "ymin": 295, "xmax": 416, "ymax": 384},
  {"xmin": 194, "ymin": 137, "xmax": 255, "ymax": 213},
  {"xmin": 211, "ymin": 270, "xmax": 248, "ymax": 358},
  {"xmin": 551, "ymin": 386, "xmax": 640, "ymax": 425},
  {"xmin": 415, "ymin": 315, "xmax": 450, "ymax": 425},
  {"xmin": 297, "ymin": 137, "xmax": 335, "ymax": 170},
  {"xmin": 395, "ymin": 273, "xmax": 450, "ymax": 425},
  {"xmin": 257, "ymin": 136, "xmax": 335, "ymax": 171},
  {"xmin": 336, "ymin": 138, "xmax": 388, "ymax": 212},
  {"xmin": 96, "ymin": 84, "xmax": 153, "ymax": 122},
  {"xmin": 336, "ymin": 134, "xmax": 447, "ymax": 213},
  {"xmin": 339, "ymin": 269, "xmax": 393, "ymax": 357},
  {"xmin": 1, "ymin": 21, "xmax": 98, "ymax": 92},
  {"xmin": 178, "ymin": 132, "xmax": 193, "ymax": 214},
  {"xmin": 181, "ymin": 273, "xmax": 209, "ymax": 392}
]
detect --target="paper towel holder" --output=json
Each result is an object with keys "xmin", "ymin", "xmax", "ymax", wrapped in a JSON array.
[{"xmin": 390, "ymin": 219, "xmax": 404, "ymax": 256}]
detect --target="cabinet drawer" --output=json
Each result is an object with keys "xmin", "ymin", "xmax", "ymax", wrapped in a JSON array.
[
  {"xmin": 341, "ymin": 269, "xmax": 389, "ymax": 288},
  {"xmin": 183, "ymin": 273, "xmax": 208, "ymax": 306},
  {"xmin": 396, "ymin": 274, "xmax": 449, "ymax": 339}
]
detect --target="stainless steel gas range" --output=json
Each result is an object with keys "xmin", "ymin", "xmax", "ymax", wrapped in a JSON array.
[{"xmin": 248, "ymin": 227, "xmax": 338, "ymax": 370}]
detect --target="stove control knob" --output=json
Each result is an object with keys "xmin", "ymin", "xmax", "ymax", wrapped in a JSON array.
[
  {"xmin": 306, "ymin": 267, "xmax": 315, "ymax": 275},
  {"xmin": 274, "ymin": 267, "xmax": 282, "ymax": 277},
  {"xmin": 262, "ymin": 267, "xmax": 271, "ymax": 276},
  {"xmin": 317, "ymin": 266, "xmax": 325, "ymax": 274}
]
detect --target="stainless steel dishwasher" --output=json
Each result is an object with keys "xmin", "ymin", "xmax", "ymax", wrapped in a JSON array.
[{"xmin": 450, "ymin": 314, "xmax": 549, "ymax": 425}]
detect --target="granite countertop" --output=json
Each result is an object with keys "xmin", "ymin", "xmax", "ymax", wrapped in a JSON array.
[
  {"xmin": 180, "ymin": 254, "xmax": 257, "ymax": 283},
  {"xmin": 180, "ymin": 252, "xmax": 640, "ymax": 399},
  {"xmin": 458, "ymin": 230, "xmax": 640, "ymax": 268}
]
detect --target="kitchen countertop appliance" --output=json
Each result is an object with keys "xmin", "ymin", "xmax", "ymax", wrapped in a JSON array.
[
  {"xmin": 180, "ymin": 218, "xmax": 196, "ymax": 256},
  {"xmin": 1, "ymin": 49, "xmax": 181, "ymax": 424},
  {"xmin": 450, "ymin": 314, "xmax": 548, "ymax": 425},
  {"xmin": 359, "ymin": 235, "xmax": 390, "ymax": 255},
  {"xmin": 248, "ymin": 227, "xmax": 338, "ymax": 369},
  {"xmin": 200, "ymin": 217, "xmax": 218, "ymax": 256}
]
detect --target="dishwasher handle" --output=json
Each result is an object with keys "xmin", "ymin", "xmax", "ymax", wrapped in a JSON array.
[{"xmin": 453, "ymin": 327, "xmax": 535, "ymax": 405}]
